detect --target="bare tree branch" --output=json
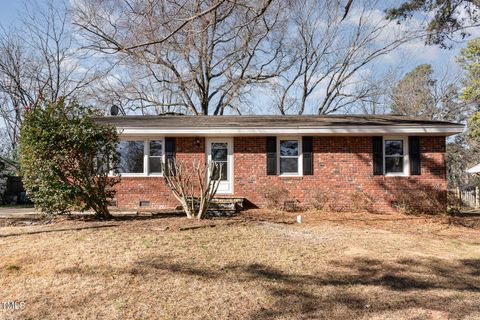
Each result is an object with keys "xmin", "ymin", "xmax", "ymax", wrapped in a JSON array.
[
  {"xmin": 72, "ymin": 0, "xmax": 287, "ymax": 115},
  {"xmin": 0, "ymin": 0, "xmax": 103, "ymax": 153},
  {"xmin": 271, "ymin": 0, "xmax": 424, "ymax": 115}
]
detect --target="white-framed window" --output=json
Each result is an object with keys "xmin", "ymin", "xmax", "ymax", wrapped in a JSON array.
[
  {"xmin": 116, "ymin": 137, "xmax": 165, "ymax": 176},
  {"xmin": 383, "ymin": 137, "xmax": 409, "ymax": 176},
  {"xmin": 277, "ymin": 137, "xmax": 303, "ymax": 176},
  {"xmin": 148, "ymin": 140, "xmax": 163, "ymax": 175}
]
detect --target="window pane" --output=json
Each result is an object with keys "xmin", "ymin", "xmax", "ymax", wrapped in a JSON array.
[
  {"xmin": 117, "ymin": 141, "xmax": 144, "ymax": 173},
  {"xmin": 385, "ymin": 140, "xmax": 403, "ymax": 156},
  {"xmin": 212, "ymin": 143, "xmax": 227, "ymax": 161},
  {"xmin": 212, "ymin": 162, "xmax": 228, "ymax": 181},
  {"xmin": 149, "ymin": 157, "xmax": 162, "ymax": 174},
  {"xmin": 150, "ymin": 140, "xmax": 162, "ymax": 157},
  {"xmin": 280, "ymin": 140, "xmax": 299, "ymax": 156},
  {"xmin": 385, "ymin": 157, "xmax": 404, "ymax": 173},
  {"xmin": 280, "ymin": 158, "xmax": 298, "ymax": 174}
]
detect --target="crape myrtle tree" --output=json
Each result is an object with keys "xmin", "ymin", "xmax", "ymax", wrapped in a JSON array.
[
  {"xmin": 19, "ymin": 98, "xmax": 120, "ymax": 218},
  {"xmin": 162, "ymin": 159, "xmax": 223, "ymax": 219}
]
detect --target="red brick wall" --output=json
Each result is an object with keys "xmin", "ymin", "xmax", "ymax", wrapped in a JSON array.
[
  {"xmin": 114, "ymin": 136, "xmax": 446, "ymax": 212},
  {"xmin": 114, "ymin": 137, "xmax": 205, "ymax": 210}
]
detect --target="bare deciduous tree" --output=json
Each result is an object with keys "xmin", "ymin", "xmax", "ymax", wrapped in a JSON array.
[
  {"xmin": 72, "ymin": 0, "xmax": 287, "ymax": 115},
  {"xmin": 447, "ymin": 134, "xmax": 480, "ymax": 188},
  {"xmin": 390, "ymin": 64, "xmax": 474, "ymax": 122},
  {"xmin": 347, "ymin": 70, "xmax": 395, "ymax": 115},
  {"xmin": 272, "ymin": 0, "xmax": 422, "ymax": 115},
  {"xmin": 91, "ymin": 63, "xmax": 192, "ymax": 115},
  {"xmin": 0, "ymin": 0, "xmax": 101, "ymax": 154},
  {"xmin": 162, "ymin": 159, "xmax": 222, "ymax": 219}
]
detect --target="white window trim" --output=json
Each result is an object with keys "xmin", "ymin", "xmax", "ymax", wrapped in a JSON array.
[
  {"xmin": 116, "ymin": 137, "xmax": 165, "ymax": 177},
  {"xmin": 277, "ymin": 137, "xmax": 303, "ymax": 177},
  {"xmin": 383, "ymin": 136, "xmax": 409, "ymax": 177},
  {"xmin": 146, "ymin": 138, "xmax": 165, "ymax": 177}
]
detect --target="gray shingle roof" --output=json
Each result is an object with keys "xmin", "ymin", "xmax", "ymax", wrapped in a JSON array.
[{"xmin": 96, "ymin": 114, "xmax": 463, "ymax": 128}]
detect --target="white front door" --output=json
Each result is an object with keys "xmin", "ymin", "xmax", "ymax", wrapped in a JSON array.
[{"xmin": 206, "ymin": 138, "xmax": 233, "ymax": 194}]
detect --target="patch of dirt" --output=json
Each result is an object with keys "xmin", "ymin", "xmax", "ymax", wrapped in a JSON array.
[{"xmin": 243, "ymin": 209, "xmax": 480, "ymax": 244}]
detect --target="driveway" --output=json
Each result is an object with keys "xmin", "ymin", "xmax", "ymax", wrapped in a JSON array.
[
  {"xmin": 0, "ymin": 207, "xmax": 40, "ymax": 218},
  {"xmin": 0, "ymin": 207, "xmax": 181, "ymax": 219}
]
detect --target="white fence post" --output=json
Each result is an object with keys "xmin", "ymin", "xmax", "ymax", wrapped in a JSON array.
[
  {"xmin": 476, "ymin": 187, "xmax": 480, "ymax": 208},
  {"xmin": 457, "ymin": 187, "xmax": 461, "ymax": 205}
]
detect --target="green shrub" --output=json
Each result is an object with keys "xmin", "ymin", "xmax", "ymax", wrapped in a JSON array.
[{"xmin": 19, "ymin": 98, "xmax": 120, "ymax": 218}]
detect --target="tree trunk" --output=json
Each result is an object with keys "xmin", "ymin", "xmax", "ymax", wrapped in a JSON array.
[
  {"xmin": 93, "ymin": 204, "xmax": 113, "ymax": 219},
  {"xmin": 184, "ymin": 203, "xmax": 194, "ymax": 219}
]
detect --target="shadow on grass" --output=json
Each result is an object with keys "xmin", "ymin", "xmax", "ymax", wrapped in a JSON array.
[
  {"xmin": 55, "ymin": 253, "xmax": 480, "ymax": 318},
  {"xmin": 63, "ymin": 210, "xmax": 185, "ymax": 222},
  {"xmin": 0, "ymin": 211, "xmax": 186, "ymax": 228},
  {"xmin": 128, "ymin": 255, "xmax": 480, "ymax": 319},
  {"xmin": 0, "ymin": 224, "xmax": 119, "ymax": 238},
  {"xmin": 451, "ymin": 209, "xmax": 480, "ymax": 217}
]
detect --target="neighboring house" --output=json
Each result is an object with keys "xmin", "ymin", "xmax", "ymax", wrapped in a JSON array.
[
  {"xmin": 96, "ymin": 115, "xmax": 463, "ymax": 212},
  {"xmin": 467, "ymin": 164, "xmax": 480, "ymax": 174},
  {"xmin": 0, "ymin": 155, "xmax": 19, "ymax": 205},
  {"xmin": 0, "ymin": 155, "xmax": 17, "ymax": 172}
]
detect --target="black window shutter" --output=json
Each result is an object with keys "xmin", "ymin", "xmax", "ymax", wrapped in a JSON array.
[
  {"xmin": 266, "ymin": 136, "xmax": 277, "ymax": 175},
  {"xmin": 409, "ymin": 136, "xmax": 421, "ymax": 175},
  {"xmin": 372, "ymin": 136, "xmax": 383, "ymax": 175},
  {"xmin": 165, "ymin": 137, "xmax": 176, "ymax": 175},
  {"xmin": 302, "ymin": 136, "xmax": 313, "ymax": 175}
]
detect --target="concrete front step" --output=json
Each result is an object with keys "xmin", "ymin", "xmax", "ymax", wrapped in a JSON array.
[{"xmin": 187, "ymin": 197, "xmax": 245, "ymax": 216}]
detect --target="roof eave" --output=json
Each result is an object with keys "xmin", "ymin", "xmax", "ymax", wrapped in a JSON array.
[{"xmin": 116, "ymin": 125, "xmax": 464, "ymax": 137}]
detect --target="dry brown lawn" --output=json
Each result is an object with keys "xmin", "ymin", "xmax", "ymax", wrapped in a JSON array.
[{"xmin": 0, "ymin": 210, "xmax": 479, "ymax": 320}]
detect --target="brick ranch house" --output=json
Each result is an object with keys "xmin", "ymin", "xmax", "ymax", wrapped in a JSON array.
[{"xmin": 96, "ymin": 115, "xmax": 463, "ymax": 212}]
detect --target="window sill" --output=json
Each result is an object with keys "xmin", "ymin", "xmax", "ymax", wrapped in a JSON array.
[
  {"xmin": 278, "ymin": 174, "xmax": 303, "ymax": 179},
  {"xmin": 111, "ymin": 174, "xmax": 164, "ymax": 178},
  {"xmin": 384, "ymin": 173, "xmax": 409, "ymax": 177},
  {"xmin": 216, "ymin": 190, "xmax": 234, "ymax": 195}
]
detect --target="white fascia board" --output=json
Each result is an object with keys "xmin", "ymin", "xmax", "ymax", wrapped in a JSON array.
[{"xmin": 118, "ymin": 125, "xmax": 464, "ymax": 137}]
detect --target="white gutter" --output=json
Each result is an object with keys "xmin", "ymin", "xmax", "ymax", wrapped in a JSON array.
[{"xmin": 117, "ymin": 125, "xmax": 463, "ymax": 136}]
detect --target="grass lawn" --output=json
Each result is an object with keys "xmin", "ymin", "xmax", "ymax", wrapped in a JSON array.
[{"xmin": 0, "ymin": 210, "xmax": 479, "ymax": 319}]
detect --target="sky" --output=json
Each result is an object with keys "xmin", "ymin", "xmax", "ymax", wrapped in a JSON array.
[
  {"xmin": 0, "ymin": 1, "xmax": 19, "ymax": 22},
  {"xmin": 339, "ymin": 4, "xmax": 471, "ymax": 80},
  {"xmin": 0, "ymin": 0, "xmax": 477, "ymax": 116},
  {"xmin": 0, "ymin": 0, "xmax": 468, "ymax": 70}
]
